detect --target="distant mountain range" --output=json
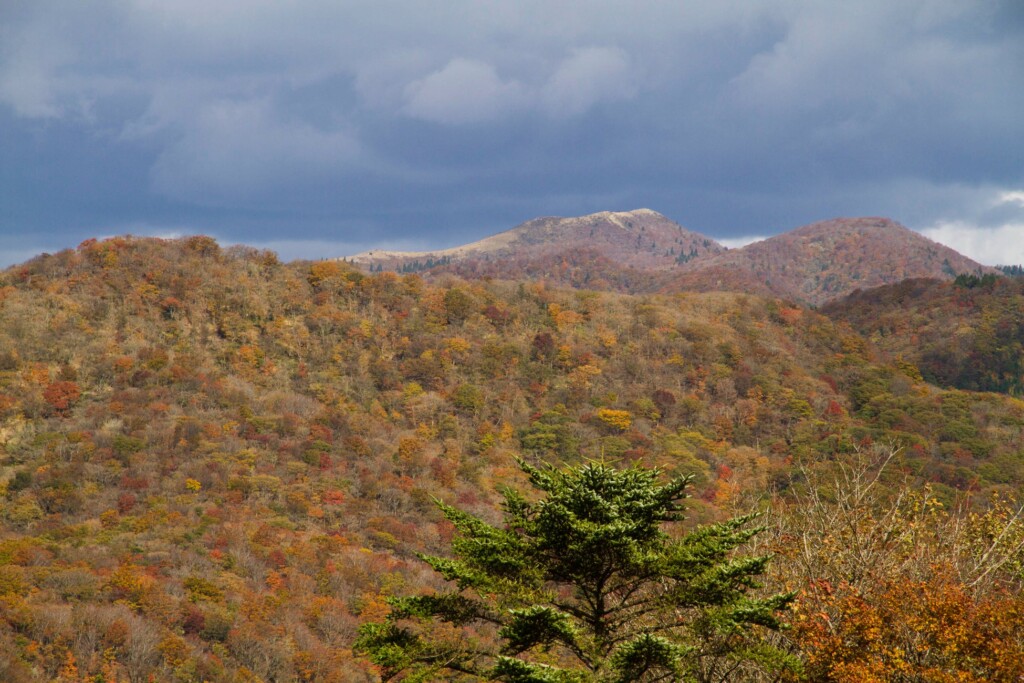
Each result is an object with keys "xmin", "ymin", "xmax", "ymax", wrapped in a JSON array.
[
  {"xmin": 346, "ymin": 210, "xmax": 993, "ymax": 305},
  {"xmin": 348, "ymin": 209, "xmax": 723, "ymax": 272}
]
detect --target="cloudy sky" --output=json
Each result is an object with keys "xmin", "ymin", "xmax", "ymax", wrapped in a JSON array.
[{"xmin": 2, "ymin": 0, "xmax": 1023, "ymax": 267}]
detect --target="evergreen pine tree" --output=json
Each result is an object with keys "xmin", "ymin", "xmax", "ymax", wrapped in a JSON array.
[{"xmin": 356, "ymin": 460, "xmax": 796, "ymax": 682}]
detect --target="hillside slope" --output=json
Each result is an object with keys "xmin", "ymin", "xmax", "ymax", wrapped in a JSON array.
[
  {"xmin": 1, "ymin": 236, "xmax": 1022, "ymax": 681},
  {"xmin": 664, "ymin": 217, "xmax": 994, "ymax": 305},
  {"xmin": 823, "ymin": 274, "xmax": 1024, "ymax": 394}
]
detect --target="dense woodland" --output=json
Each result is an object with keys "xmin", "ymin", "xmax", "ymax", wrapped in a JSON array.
[
  {"xmin": 825, "ymin": 275, "xmax": 1024, "ymax": 396},
  {"xmin": 1, "ymin": 236, "xmax": 1023, "ymax": 681}
]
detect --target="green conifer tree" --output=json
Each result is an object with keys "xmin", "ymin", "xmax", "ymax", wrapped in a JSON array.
[{"xmin": 356, "ymin": 460, "xmax": 796, "ymax": 682}]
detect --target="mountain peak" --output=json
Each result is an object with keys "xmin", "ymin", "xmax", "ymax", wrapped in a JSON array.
[
  {"xmin": 585, "ymin": 207, "xmax": 660, "ymax": 220},
  {"xmin": 348, "ymin": 209, "xmax": 724, "ymax": 274},
  {"xmin": 789, "ymin": 216, "xmax": 910, "ymax": 237},
  {"xmin": 664, "ymin": 216, "xmax": 993, "ymax": 305},
  {"xmin": 345, "ymin": 211, "xmax": 993, "ymax": 305}
]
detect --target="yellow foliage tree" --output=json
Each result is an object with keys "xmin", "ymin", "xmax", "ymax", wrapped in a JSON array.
[{"xmin": 595, "ymin": 408, "xmax": 633, "ymax": 432}]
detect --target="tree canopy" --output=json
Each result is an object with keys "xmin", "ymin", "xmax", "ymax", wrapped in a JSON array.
[
  {"xmin": 4, "ymin": 238, "xmax": 1024, "ymax": 680},
  {"xmin": 356, "ymin": 460, "xmax": 795, "ymax": 682}
]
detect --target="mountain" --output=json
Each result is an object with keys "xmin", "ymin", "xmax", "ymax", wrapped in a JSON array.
[
  {"xmin": 347, "ymin": 208, "xmax": 725, "ymax": 274},
  {"xmin": 349, "ymin": 213, "xmax": 993, "ymax": 306},
  {"xmin": 663, "ymin": 217, "xmax": 995, "ymax": 306}
]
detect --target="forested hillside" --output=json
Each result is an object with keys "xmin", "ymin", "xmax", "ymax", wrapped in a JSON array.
[
  {"xmin": 824, "ymin": 275, "xmax": 1024, "ymax": 395},
  {"xmin": 1, "ymin": 236, "xmax": 1022, "ymax": 681},
  {"xmin": 661, "ymin": 217, "xmax": 993, "ymax": 306}
]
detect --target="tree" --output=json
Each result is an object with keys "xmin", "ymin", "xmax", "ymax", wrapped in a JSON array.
[
  {"xmin": 42, "ymin": 380, "xmax": 81, "ymax": 414},
  {"xmin": 356, "ymin": 460, "xmax": 795, "ymax": 682},
  {"xmin": 764, "ymin": 444, "xmax": 1024, "ymax": 681}
]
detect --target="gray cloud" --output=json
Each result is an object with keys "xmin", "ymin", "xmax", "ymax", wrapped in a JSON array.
[
  {"xmin": 1, "ymin": 0, "xmax": 1022, "ymax": 267},
  {"xmin": 150, "ymin": 97, "xmax": 362, "ymax": 205},
  {"xmin": 400, "ymin": 47, "xmax": 636, "ymax": 124},
  {"xmin": 540, "ymin": 47, "xmax": 635, "ymax": 117},
  {"xmin": 404, "ymin": 59, "xmax": 527, "ymax": 124}
]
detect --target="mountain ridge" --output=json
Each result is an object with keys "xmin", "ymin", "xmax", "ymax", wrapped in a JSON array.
[
  {"xmin": 346, "ymin": 208, "xmax": 725, "ymax": 272},
  {"xmin": 347, "ymin": 211, "xmax": 994, "ymax": 305},
  {"xmin": 663, "ymin": 216, "xmax": 995, "ymax": 305}
]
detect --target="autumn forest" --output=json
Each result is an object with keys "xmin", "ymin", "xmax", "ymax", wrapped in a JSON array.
[{"xmin": 2, "ymin": 235, "xmax": 1024, "ymax": 681}]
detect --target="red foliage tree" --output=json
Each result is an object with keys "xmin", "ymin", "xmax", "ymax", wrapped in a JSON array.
[{"xmin": 43, "ymin": 380, "xmax": 81, "ymax": 414}]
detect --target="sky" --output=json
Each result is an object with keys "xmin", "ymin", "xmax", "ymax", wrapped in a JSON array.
[{"xmin": 2, "ymin": 0, "xmax": 1023, "ymax": 267}]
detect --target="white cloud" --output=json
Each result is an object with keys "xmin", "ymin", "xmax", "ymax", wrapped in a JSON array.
[
  {"xmin": 1000, "ymin": 191, "xmax": 1024, "ymax": 206},
  {"xmin": 403, "ymin": 58, "xmax": 527, "ymax": 124},
  {"xmin": 725, "ymin": 0, "xmax": 991, "ymax": 133},
  {"xmin": 402, "ymin": 47, "xmax": 636, "ymax": 124},
  {"xmin": 728, "ymin": 4, "xmax": 875, "ymax": 109},
  {"xmin": 718, "ymin": 235, "xmax": 767, "ymax": 249},
  {"xmin": 919, "ymin": 221, "xmax": 1024, "ymax": 266},
  {"xmin": 914, "ymin": 188, "xmax": 1024, "ymax": 266},
  {"xmin": 540, "ymin": 46, "xmax": 634, "ymax": 117}
]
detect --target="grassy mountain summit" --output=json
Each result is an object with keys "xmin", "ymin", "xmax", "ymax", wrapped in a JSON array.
[{"xmin": 348, "ymin": 208, "xmax": 724, "ymax": 275}]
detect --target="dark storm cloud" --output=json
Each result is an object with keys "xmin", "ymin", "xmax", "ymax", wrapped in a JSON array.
[{"xmin": 2, "ymin": 0, "xmax": 1023, "ymax": 266}]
